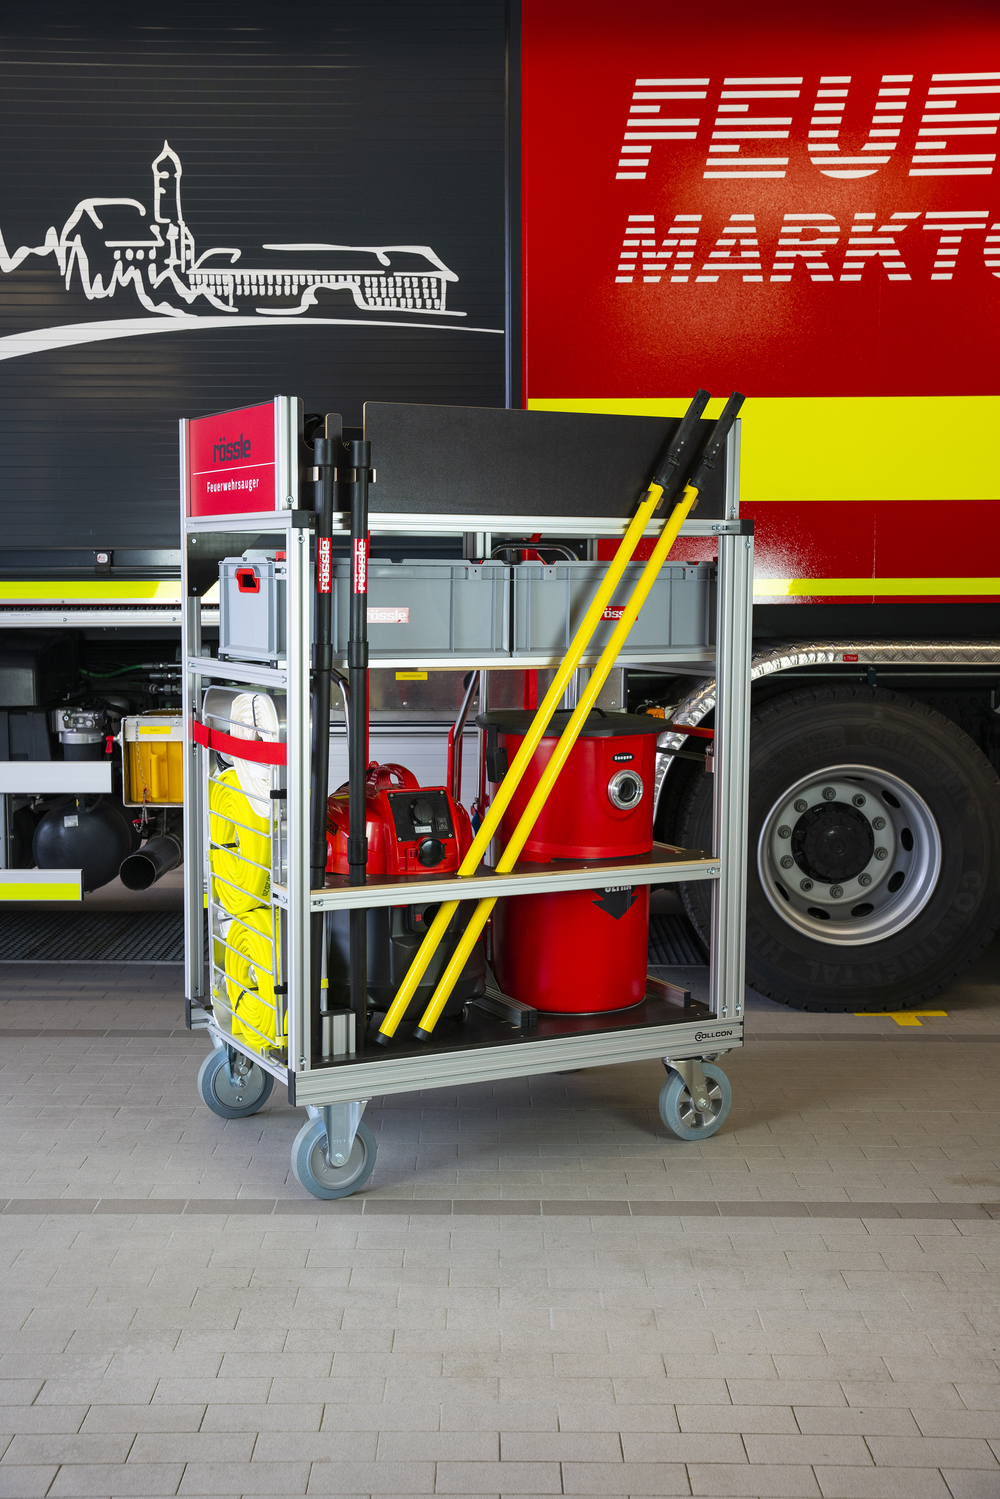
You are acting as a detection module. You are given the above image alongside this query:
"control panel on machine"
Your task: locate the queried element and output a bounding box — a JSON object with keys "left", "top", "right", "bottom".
{"left": 386, "top": 789, "right": 454, "bottom": 844}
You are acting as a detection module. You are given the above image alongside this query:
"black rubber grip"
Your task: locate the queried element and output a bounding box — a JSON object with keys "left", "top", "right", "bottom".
{"left": 649, "top": 388, "right": 711, "bottom": 496}
{"left": 687, "top": 392, "right": 745, "bottom": 494}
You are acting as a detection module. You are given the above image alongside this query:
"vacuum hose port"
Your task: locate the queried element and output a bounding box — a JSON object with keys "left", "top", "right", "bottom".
{"left": 119, "top": 832, "right": 183, "bottom": 891}
{"left": 608, "top": 770, "right": 644, "bottom": 810}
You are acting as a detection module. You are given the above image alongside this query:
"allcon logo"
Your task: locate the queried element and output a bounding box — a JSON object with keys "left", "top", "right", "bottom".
{"left": 617, "top": 70, "right": 1000, "bottom": 181}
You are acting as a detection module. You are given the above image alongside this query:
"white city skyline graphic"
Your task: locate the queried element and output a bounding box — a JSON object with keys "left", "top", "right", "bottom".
{"left": 0, "top": 142, "right": 499, "bottom": 362}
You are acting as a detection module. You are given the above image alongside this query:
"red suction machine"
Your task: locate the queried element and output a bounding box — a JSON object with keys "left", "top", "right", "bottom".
{"left": 325, "top": 762, "right": 487, "bottom": 1023}
{"left": 477, "top": 710, "right": 662, "bottom": 1014}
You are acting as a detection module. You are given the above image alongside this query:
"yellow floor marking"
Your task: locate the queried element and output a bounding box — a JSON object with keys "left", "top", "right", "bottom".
{"left": 854, "top": 1011, "right": 948, "bottom": 1027}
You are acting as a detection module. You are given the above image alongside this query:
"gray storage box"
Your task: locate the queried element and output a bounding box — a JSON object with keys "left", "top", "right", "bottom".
{"left": 512, "top": 560, "right": 715, "bottom": 660}
{"left": 332, "top": 560, "right": 510, "bottom": 660}
{"left": 219, "top": 553, "right": 287, "bottom": 664}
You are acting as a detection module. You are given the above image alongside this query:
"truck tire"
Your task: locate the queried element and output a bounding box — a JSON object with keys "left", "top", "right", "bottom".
{"left": 675, "top": 684, "right": 1000, "bottom": 1011}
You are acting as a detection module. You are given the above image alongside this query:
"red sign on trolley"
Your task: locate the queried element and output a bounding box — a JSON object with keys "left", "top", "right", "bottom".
{"left": 185, "top": 401, "right": 278, "bottom": 518}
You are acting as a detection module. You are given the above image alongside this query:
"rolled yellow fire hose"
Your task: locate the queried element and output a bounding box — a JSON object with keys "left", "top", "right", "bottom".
{"left": 376, "top": 389, "right": 719, "bottom": 1046}
{"left": 209, "top": 767, "right": 271, "bottom": 914}
{"left": 223, "top": 906, "right": 285, "bottom": 1054}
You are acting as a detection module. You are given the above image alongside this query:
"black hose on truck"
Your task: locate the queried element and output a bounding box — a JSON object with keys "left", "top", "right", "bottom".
{"left": 119, "top": 831, "right": 183, "bottom": 891}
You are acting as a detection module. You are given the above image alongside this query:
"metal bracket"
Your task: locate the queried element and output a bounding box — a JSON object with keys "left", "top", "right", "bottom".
{"left": 663, "top": 1056, "right": 711, "bottom": 1113}
{"left": 471, "top": 978, "right": 538, "bottom": 1031}
{"left": 225, "top": 1045, "right": 254, "bottom": 1086}
{"left": 307, "top": 1100, "right": 368, "bottom": 1168}
{"left": 646, "top": 975, "right": 693, "bottom": 1008}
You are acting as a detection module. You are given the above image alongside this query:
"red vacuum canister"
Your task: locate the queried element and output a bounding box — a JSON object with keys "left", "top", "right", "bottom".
{"left": 477, "top": 710, "right": 662, "bottom": 1014}
{"left": 325, "top": 762, "right": 486, "bottom": 1022}
{"left": 326, "top": 761, "right": 474, "bottom": 878}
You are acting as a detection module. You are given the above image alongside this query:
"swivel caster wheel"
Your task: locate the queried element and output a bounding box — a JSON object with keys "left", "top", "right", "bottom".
{"left": 197, "top": 1048, "right": 274, "bottom": 1119}
{"left": 659, "top": 1062, "right": 731, "bottom": 1140}
{"left": 291, "top": 1117, "right": 377, "bottom": 1200}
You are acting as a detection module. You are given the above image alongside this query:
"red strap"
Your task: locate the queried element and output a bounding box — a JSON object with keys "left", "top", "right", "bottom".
{"left": 192, "top": 719, "right": 286, "bottom": 765}
{"left": 666, "top": 722, "right": 714, "bottom": 739}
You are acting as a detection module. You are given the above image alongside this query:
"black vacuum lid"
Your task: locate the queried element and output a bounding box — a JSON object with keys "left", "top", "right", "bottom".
{"left": 475, "top": 709, "right": 663, "bottom": 739}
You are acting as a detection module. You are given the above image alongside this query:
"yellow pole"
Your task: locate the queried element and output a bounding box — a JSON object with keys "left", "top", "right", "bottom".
{"left": 411, "top": 481, "right": 701, "bottom": 1039}
{"left": 375, "top": 387, "right": 715, "bottom": 1045}
{"left": 374, "top": 485, "right": 664, "bottom": 1042}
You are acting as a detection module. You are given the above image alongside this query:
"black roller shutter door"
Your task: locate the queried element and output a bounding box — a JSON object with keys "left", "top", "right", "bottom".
{"left": 0, "top": 1, "right": 506, "bottom": 550}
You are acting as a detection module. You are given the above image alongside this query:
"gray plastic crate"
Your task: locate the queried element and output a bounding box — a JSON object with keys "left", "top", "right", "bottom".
{"left": 218, "top": 553, "right": 287, "bottom": 663}
{"left": 332, "top": 560, "right": 510, "bottom": 660}
{"left": 512, "top": 560, "right": 715, "bottom": 659}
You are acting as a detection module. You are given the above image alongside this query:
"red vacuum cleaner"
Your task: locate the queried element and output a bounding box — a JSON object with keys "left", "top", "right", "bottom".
{"left": 325, "top": 762, "right": 486, "bottom": 1022}
{"left": 478, "top": 710, "right": 662, "bottom": 1013}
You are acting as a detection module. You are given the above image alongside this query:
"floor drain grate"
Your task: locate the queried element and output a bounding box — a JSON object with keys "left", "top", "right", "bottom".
{"left": 0, "top": 911, "right": 185, "bottom": 963}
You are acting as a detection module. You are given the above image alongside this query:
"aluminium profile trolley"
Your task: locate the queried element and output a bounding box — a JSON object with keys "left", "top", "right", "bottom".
{"left": 181, "top": 404, "right": 753, "bottom": 1199}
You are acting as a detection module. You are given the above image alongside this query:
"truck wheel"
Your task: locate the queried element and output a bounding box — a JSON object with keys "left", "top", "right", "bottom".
{"left": 676, "top": 685, "right": 1000, "bottom": 1011}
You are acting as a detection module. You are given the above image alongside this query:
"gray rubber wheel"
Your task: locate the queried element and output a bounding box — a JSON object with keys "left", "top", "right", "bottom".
{"left": 659, "top": 1063, "right": 731, "bottom": 1140}
{"left": 291, "top": 1117, "right": 377, "bottom": 1200}
{"left": 197, "top": 1048, "right": 274, "bottom": 1119}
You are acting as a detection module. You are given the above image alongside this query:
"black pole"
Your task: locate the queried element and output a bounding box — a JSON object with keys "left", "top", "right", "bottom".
{"left": 309, "top": 438, "right": 335, "bottom": 1035}
{"left": 346, "top": 438, "right": 370, "bottom": 1050}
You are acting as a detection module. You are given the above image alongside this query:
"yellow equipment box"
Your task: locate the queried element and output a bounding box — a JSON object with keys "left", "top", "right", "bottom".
{"left": 122, "top": 714, "right": 184, "bottom": 807}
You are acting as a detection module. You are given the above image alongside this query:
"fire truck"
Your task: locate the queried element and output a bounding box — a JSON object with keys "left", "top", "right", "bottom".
{"left": 2, "top": 1, "right": 999, "bottom": 1013}
{"left": 517, "top": 0, "right": 1000, "bottom": 1011}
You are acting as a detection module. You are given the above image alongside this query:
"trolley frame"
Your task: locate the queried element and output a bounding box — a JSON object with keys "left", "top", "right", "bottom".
{"left": 182, "top": 411, "right": 752, "bottom": 1174}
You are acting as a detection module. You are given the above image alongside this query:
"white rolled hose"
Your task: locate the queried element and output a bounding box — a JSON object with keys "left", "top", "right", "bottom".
{"left": 229, "top": 692, "right": 282, "bottom": 816}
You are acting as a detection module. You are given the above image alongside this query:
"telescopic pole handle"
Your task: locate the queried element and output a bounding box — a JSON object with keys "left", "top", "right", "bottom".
{"left": 346, "top": 438, "right": 371, "bottom": 1051}
{"left": 644, "top": 388, "right": 711, "bottom": 509}
{"left": 687, "top": 392, "right": 745, "bottom": 495}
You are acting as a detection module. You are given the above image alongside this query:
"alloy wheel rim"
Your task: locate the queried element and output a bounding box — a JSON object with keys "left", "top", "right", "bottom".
{"left": 757, "top": 763, "right": 942, "bottom": 946}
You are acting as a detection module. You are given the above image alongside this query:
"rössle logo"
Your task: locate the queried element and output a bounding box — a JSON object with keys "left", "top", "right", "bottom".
{"left": 317, "top": 536, "right": 332, "bottom": 595}
{"left": 213, "top": 434, "right": 251, "bottom": 463}
{"left": 353, "top": 537, "right": 368, "bottom": 594}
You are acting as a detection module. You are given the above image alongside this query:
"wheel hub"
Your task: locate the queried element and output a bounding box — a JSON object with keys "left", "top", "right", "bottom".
{"left": 791, "top": 802, "right": 873, "bottom": 883}
{"left": 758, "top": 764, "right": 941, "bottom": 946}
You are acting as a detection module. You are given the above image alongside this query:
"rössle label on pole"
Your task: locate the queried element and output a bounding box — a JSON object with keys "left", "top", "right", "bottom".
{"left": 353, "top": 536, "right": 368, "bottom": 594}
{"left": 317, "top": 536, "right": 332, "bottom": 594}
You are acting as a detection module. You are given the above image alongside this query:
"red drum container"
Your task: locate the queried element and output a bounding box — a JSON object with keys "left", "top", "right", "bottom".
{"left": 478, "top": 710, "right": 661, "bottom": 1013}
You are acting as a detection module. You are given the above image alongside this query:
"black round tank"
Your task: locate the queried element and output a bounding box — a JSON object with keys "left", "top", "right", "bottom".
{"left": 33, "top": 798, "right": 140, "bottom": 892}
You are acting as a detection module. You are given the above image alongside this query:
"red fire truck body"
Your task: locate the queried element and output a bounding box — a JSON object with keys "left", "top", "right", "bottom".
{"left": 519, "top": 0, "right": 1000, "bottom": 1010}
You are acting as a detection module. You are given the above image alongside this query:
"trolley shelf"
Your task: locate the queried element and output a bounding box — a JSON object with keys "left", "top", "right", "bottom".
{"left": 186, "top": 656, "right": 290, "bottom": 687}
{"left": 261, "top": 991, "right": 742, "bottom": 1107}
{"left": 283, "top": 843, "right": 720, "bottom": 913}
{"left": 190, "top": 650, "right": 716, "bottom": 677}
{"left": 183, "top": 508, "right": 749, "bottom": 540}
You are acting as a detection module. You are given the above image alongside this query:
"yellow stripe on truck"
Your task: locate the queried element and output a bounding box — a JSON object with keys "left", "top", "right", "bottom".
{"left": 0, "top": 873, "right": 82, "bottom": 901}
{"left": 0, "top": 581, "right": 183, "bottom": 602}
{"left": 528, "top": 395, "right": 1000, "bottom": 505}
{"left": 756, "top": 577, "right": 1000, "bottom": 597}
{"left": 0, "top": 883, "right": 79, "bottom": 901}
